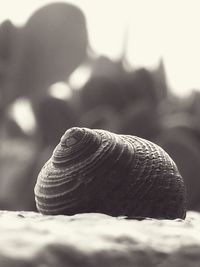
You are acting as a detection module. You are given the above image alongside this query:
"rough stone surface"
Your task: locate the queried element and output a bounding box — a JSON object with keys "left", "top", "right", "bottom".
{"left": 0, "top": 211, "right": 200, "bottom": 266}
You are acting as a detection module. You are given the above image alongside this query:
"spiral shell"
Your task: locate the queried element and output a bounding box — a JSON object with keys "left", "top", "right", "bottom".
{"left": 34, "top": 127, "right": 187, "bottom": 219}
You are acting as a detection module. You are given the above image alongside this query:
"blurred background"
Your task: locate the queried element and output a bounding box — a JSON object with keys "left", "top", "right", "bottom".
{"left": 0, "top": 0, "right": 200, "bottom": 212}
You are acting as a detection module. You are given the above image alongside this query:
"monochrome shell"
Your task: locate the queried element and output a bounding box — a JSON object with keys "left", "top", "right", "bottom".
{"left": 34, "top": 127, "right": 187, "bottom": 219}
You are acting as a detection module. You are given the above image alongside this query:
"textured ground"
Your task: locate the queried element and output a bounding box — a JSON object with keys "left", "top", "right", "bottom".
{"left": 0, "top": 211, "right": 200, "bottom": 267}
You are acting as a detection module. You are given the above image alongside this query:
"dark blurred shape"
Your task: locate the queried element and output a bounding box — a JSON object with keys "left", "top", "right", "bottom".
{"left": 0, "top": 20, "right": 18, "bottom": 108}
{"left": 3, "top": 116, "right": 28, "bottom": 139}
{"left": 124, "top": 68, "right": 159, "bottom": 106}
{"left": 181, "top": 90, "right": 200, "bottom": 118}
{"left": 80, "top": 76, "right": 128, "bottom": 113}
{"left": 34, "top": 95, "right": 78, "bottom": 147}
{"left": 0, "top": 20, "right": 16, "bottom": 62}
{"left": 90, "top": 55, "right": 125, "bottom": 78}
{"left": 13, "top": 2, "right": 88, "bottom": 102}
{"left": 79, "top": 106, "right": 120, "bottom": 133}
{"left": 119, "top": 101, "right": 161, "bottom": 140}
{"left": 0, "top": 137, "right": 38, "bottom": 211}
{"left": 114, "top": 66, "right": 163, "bottom": 140}
{"left": 161, "top": 113, "right": 200, "bottom": 140}
{"left": 78, "top": 57, "right": 166, "bottom": 139}
{"left": 151, "top": 59, "right": 168, "bottom": 101}
{"left": 157, "top": 114, "right": 200, "bottom": 211}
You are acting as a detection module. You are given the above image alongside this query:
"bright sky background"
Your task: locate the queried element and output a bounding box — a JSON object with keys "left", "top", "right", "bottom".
{"left": 0, "top": 0, "right": 200, "bottom": 96}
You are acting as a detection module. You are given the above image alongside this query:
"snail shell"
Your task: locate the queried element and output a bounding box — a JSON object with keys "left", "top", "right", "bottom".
{"left": 34, "top": 127, "right": 187, "bottom": 219}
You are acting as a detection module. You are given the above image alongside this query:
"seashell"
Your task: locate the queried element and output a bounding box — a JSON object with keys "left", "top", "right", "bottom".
{"left": 34, "top": 127, "right": 187, "bottom": 219}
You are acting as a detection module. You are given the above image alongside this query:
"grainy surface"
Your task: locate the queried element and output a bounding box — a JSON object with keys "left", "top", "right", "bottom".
{"left": 0, "top": 211, "right": 199, "bottom": 266}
